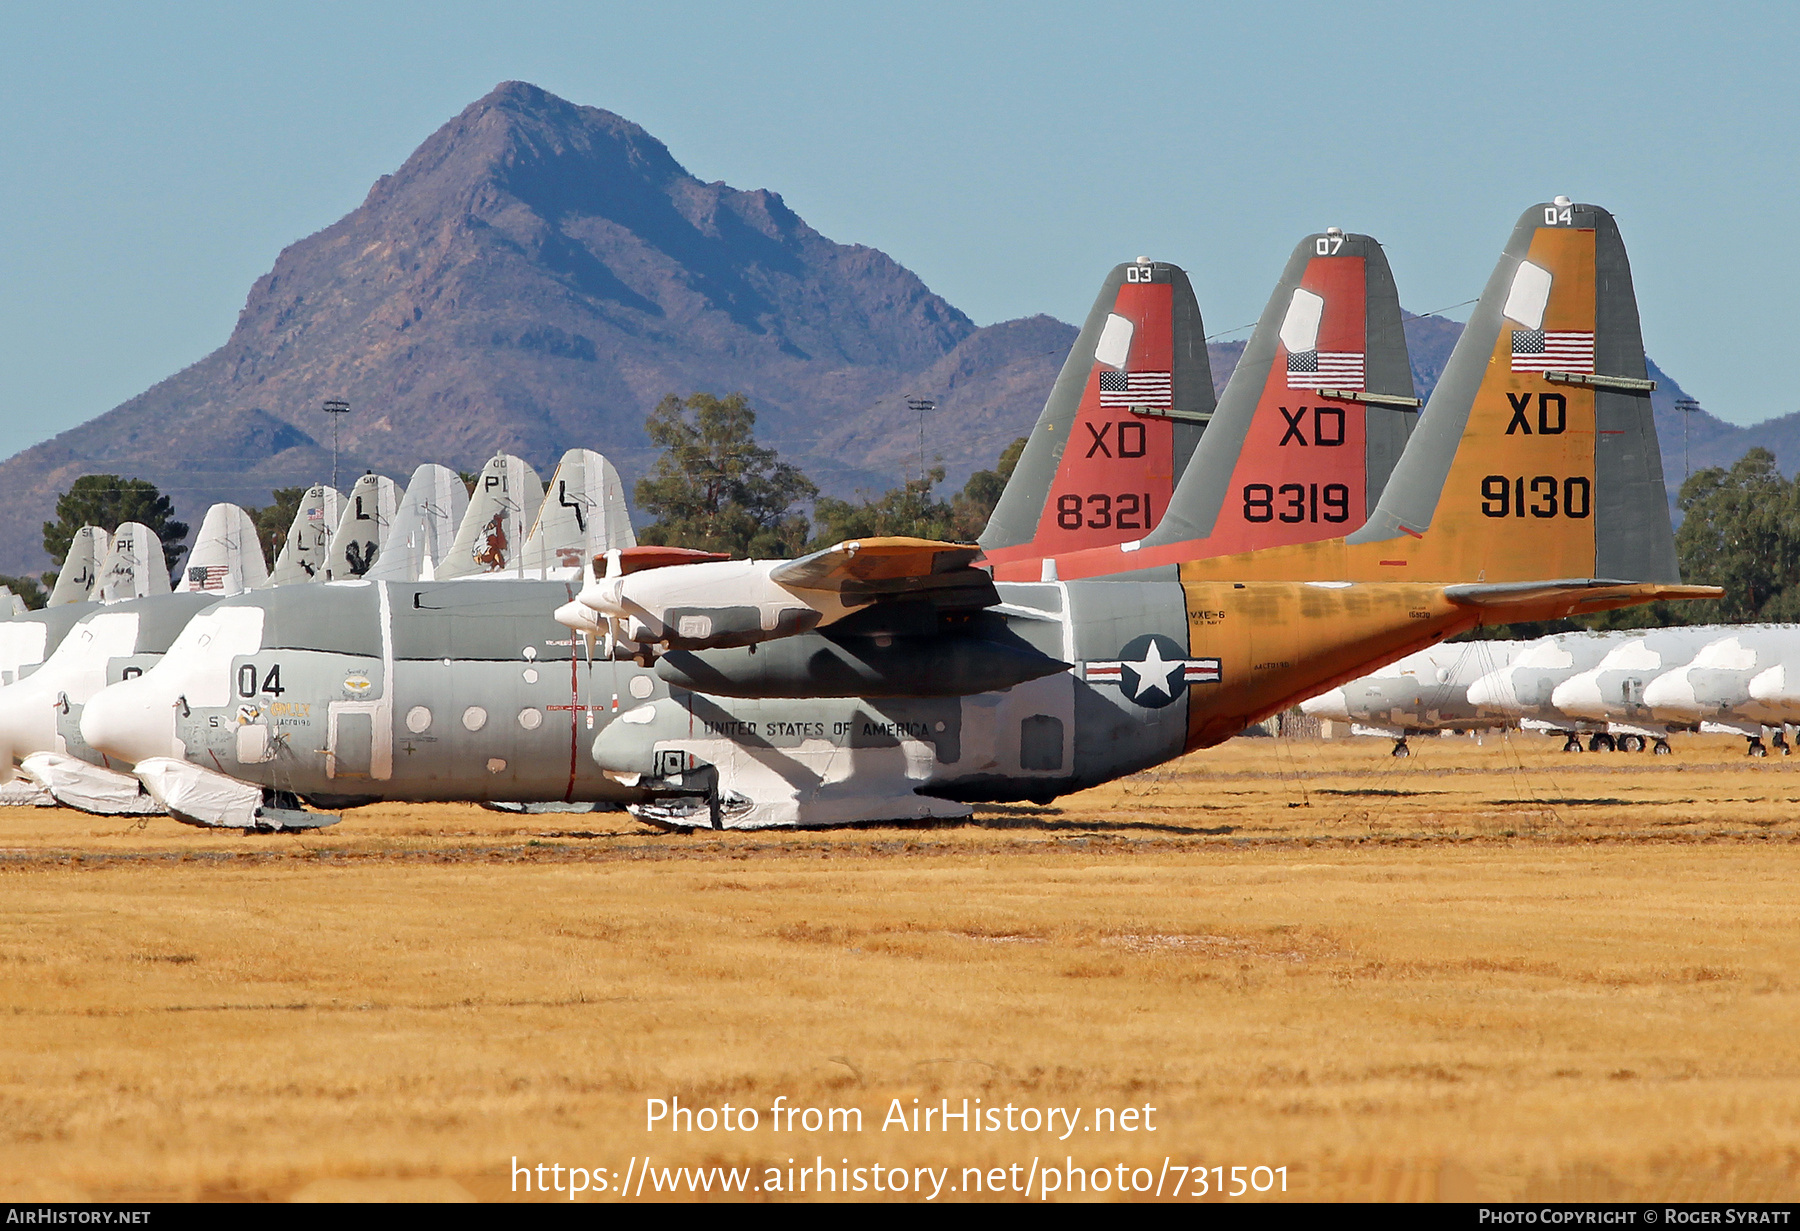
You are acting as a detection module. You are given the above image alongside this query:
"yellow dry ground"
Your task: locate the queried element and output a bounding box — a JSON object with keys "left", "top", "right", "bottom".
{"left": 3, "top": 732, "right": 1799, "bottom": 1203}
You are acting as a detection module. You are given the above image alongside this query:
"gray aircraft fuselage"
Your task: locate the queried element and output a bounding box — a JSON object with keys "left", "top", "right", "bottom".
{"left": 84, "top": 577, "right": 1198, "bottom": 821}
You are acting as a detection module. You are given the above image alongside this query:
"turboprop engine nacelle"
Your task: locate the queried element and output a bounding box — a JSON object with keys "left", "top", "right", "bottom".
{"left": 573, "top": 559, "right": 833, "bottom": 651}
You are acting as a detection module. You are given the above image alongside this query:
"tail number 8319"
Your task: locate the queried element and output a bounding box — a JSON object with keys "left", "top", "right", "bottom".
{"left": 1480, "top": 475, "right": 1592, "bottom": 519}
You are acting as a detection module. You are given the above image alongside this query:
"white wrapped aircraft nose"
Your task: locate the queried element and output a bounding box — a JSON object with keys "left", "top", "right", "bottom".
{"left": 1299, "top": 688, "right": 1350, "bottom": 722}
{"left": 1641, "top": 668, "right": 1700, "bottom": 717}
{"left": 80, "top": 676, "right": 180, "bottom": 765}
{"left": 1550, "top": 670, "right": 1607, "bottom": 720}
{"left": 82, "top": 604, "right": 266, "bottom": 767}
{"left": 1749, "top": 663, "right": 1789, "bottom": 704}
{"left": 1464, "top": 669, "right": 1518, "bottom": 714}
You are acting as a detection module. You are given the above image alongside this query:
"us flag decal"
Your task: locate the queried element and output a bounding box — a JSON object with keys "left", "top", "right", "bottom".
{"left": 1098, "top": 370, "right": 1174, "bottom": 408}
{"left": 1511, "top": 329, "right": 1594, "bottom": 373}
{"left": 1287, "top": 350, "right": 1365, "bottom": 390}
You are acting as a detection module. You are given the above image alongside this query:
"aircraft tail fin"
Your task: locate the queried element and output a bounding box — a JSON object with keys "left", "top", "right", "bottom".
{"left": 1146, "top": 230, "right": 1417, "bottom": 550}
{"left": 366, "top": 464, "right": 471, "bottom": 581}
{"left": 436, "top": 453, "right": 547, "bottom": 578}
{"left": 48, "top": 526, "right": 111, "bottom": 607}
{"left": 1170, "top": 201, "right": 1679, "bottom": 587}
{"left": 521, "top": 448, "right": 637, "bottom": 573}
{"left": 97, "top": 523, "right": 170, "bottom": 602}
{"left": 980, "top": 259, "right": 1212, "bottom": 574}
{"left": 326, "top": 473, "right": 401, "bottom": 580}
{"left": 174, "top": 505, "right": 268, "bottom": 596}
{"left": 1342, "top": 199, "right": 1677, "bottom": 582}
{"left": 268, "top": 485, "right": 345, "bottom": 586}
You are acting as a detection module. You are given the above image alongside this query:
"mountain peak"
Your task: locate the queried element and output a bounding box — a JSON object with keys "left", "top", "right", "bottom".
{"left": 0, "top": 83, "right": 1017, "bottom": 573}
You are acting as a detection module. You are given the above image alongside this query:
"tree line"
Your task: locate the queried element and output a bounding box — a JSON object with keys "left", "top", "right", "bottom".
{"left": 631, "top": 392, "right": 1022, "bottom": 556}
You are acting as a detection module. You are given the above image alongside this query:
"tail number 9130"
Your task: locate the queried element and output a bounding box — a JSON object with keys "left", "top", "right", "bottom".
{"left": 1480, "top": 475, "right": 1591, "bottom": 519}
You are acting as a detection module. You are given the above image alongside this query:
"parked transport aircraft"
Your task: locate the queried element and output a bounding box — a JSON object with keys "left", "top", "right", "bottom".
{"left": 74, "top": 204, "right": 1716, "bottom": 829}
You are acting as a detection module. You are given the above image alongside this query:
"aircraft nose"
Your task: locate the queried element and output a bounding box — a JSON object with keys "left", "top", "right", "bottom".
{"left": 1550, "top": 670, "right": 1606, "bottom": 720}
{"left": 1641, "top": 669, "right": 1699, "bottom": 717}
{"left": 1465, "top": 669, "right": 1517, "bottom": 714}
{"left": 1299, "top": 688, "right": 1351, "bottom": 722}
{"left": 1749, "top": 663, "right": 1789, "bottom": 704}
{"left": 80, "top": 678, "right": 179, "bottom": 766}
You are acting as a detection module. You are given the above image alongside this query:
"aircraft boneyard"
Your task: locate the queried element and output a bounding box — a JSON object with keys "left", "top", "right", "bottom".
{"left": 0, "top": 503, "right": 275, "bottom": 811}
{"left": 72, "top": 204, "right": 1716, "bottom": 831}
{"left": 1639, "top": 626, "right": 1800, "bottom": 754}
{"left": 1299, "top": 640, "right": 1526, "bottom": 755}
{"left": 74, "top": 449, "right": 637, "bottom": 827}
{"left": 1548, "top": 627, "right": 1769, "bottom": 752}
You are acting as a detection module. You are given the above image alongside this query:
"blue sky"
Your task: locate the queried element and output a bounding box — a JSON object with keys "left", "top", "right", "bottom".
{"left": 2, "top": 1, "right": 1794, "bottom": 460}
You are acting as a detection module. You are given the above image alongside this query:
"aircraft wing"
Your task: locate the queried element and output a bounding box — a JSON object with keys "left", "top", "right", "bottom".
{"left": 770, "top": 537, "right": 995, "bottom": 609}
{"left": 772, "top": 537, "right": 982, "bottom": 588}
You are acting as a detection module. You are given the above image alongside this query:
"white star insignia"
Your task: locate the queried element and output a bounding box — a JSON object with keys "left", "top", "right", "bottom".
{"left": 1127, "top": 640, "right": 1184, "bottom": 700}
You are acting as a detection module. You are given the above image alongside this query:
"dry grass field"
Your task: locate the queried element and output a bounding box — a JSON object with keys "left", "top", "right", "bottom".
{"left": 2, "top": 731, "right": 1799, "bottom": 1203}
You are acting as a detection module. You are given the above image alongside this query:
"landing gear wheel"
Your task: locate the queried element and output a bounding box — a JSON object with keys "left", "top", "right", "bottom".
{"left": 1653, "top": 738, "right": 1672, "bottom": 755}
{"left": 1619, "top": 734, "right": 1646, "bottom": 753}
{"left": 1391, "top": 739, "right": 1411, "bottom": 758}
{"left": 1775, "top": 731, "right": 1791, "bottom": 756}
{"left": 1749, "top": 738, "right": 1768, "bottom": 758}
{"left": 1589, "top": 733, "right": 1616, "bottom": 753}
{"left": 1562, "top": 736, "right": 1583, "bottom": 753}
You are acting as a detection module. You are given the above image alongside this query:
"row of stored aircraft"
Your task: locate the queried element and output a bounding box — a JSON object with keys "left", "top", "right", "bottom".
{"left": 0, "top": 199, "right": 1719, "bottom": 829}
{"left": 1304, "top": 624, "right": 1800, "bottom": 757}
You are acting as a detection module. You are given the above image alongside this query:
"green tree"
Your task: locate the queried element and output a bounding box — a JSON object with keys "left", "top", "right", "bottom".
{"left": 42, "top": 475, "right": 188, "bottom": 575}
{"left": 243, "top": 486, "right": 308, "bottom": 569}
{"left": 811, "top": 467, "right": 958, "bottom": 548}
{"left": 635, "top": 393, "right": 818, "bottom": 557}
{"left": 0, "top": 574, "right": 47, "bottom": 610}
{"left": 808, "top": 436, "right": 1029, "bottom": 548}
{"left": 1664, "top": 447, "right": 1800, "bottom": 624}
{"left": 949, "top": 435, "right": 1027, "bottom": 540}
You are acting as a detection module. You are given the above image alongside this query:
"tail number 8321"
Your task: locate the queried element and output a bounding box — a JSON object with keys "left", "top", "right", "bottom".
{"left": 1480, "top": 475, "right": 1592, "bottom": 519}
{"left": 1057, "top": 493, "right": 1152, "bottom": 530}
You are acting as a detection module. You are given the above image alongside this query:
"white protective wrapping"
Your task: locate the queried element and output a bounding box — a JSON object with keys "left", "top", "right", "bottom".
{"left": 20, "top": 752, "right": 161, "bottom": 815}
{"left": 0, "top": 775, "right": 54, "bottom": 807}
{"left": 134, "top": 758, "right": 263, "bottom": 828}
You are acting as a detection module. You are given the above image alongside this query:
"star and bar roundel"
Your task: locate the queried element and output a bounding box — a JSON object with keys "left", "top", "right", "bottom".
{"left": 1082, "top": 633, "right": 1221, "bottom": 709}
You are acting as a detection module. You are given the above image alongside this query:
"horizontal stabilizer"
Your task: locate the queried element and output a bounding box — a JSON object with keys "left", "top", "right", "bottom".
{"left": 1445, "top": 579, "right": 1721, "bottom": 622}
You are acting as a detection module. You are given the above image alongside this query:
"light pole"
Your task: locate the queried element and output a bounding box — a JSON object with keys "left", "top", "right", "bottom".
{"left": 1675, "top": 397, "right": 1700, "bottom": 479}
{"left": 906, "top": 396, "right": 936, "bottom": 488}
{"left": 322, "top": 399, "right": 349, "bottom": 491}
